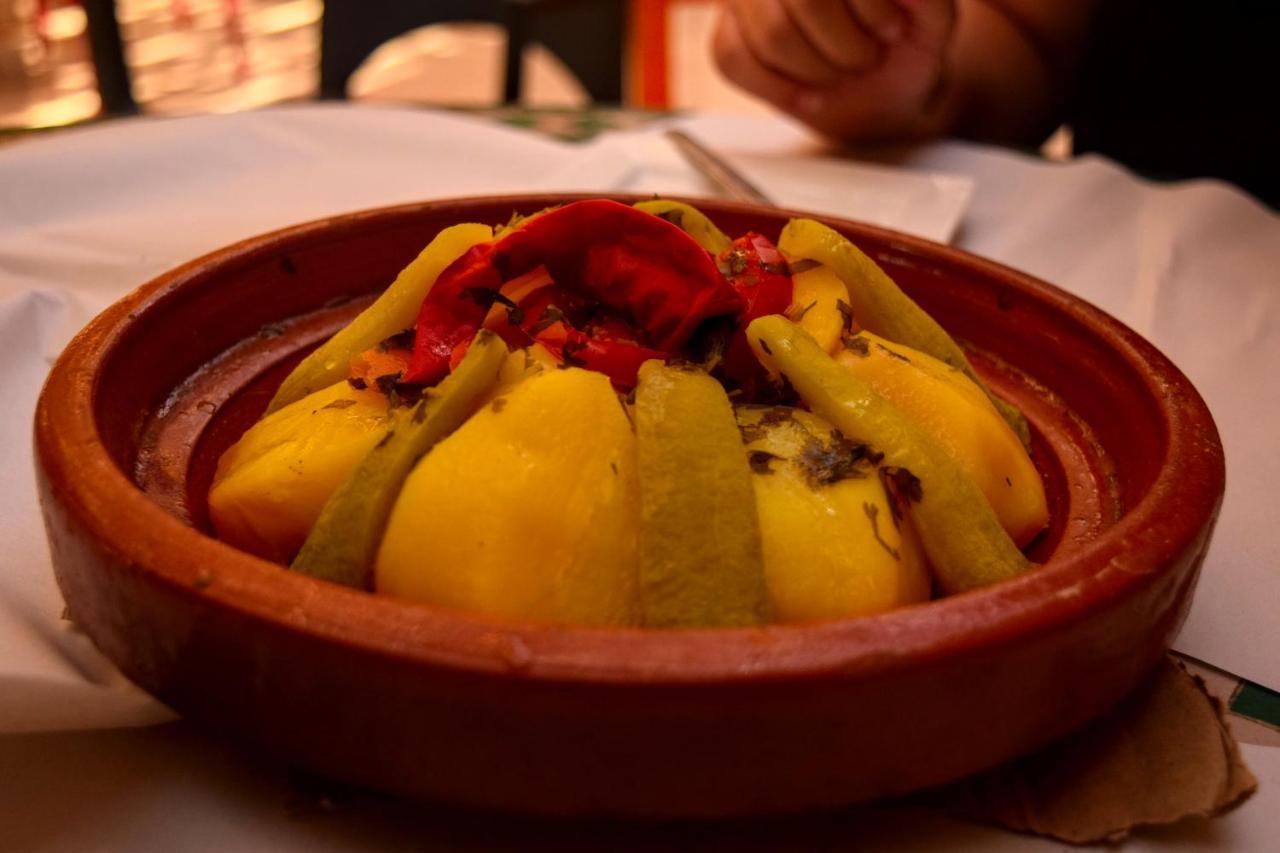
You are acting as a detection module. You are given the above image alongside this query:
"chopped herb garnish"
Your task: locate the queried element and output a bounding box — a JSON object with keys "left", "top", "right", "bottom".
{"left": 374, "top": 373, "right": 403, "bottom": 396}
{"left": 796, "top": 429, "right": 877, "bottom": 487}
{"left": 762, "top": 261, "right": 790, "bottom": 276}
{"left": 610, "top": 461, "right": 619, "bottom": 476}
{"left": 193, "top": 570, "right": 214, "bottom": 589}
{"left": 528, "top": 305, "right": 565, "bottom": 337}
{"left": 863, "top": 502, "right": 900, "bottom": 561}
{"left": 377, "top": 328, "right": 416, "bottom": 352}
{"left": 656, "top": 210, "right": 684, "bottom": 229}
{"left": 506, "top": 305, "right": 526, "bottom": 325}
{"left": 759, "top": 406, "right": 794, "bottom": 427}
{"left": 748, "top": 450, "right": 782, "bottom": 475}
{"left": 836, "top": 299, "right": 855, "bottom": 329}
{"left": 411, "top": 400, "right": 429, "bottom": 424}
{"left": 726, "top": 248, "right": 750, "bottom": 276}
{"left": 790, "top": 300, "right": 818, "bottom": 321}
{"left": 876, "top": 343, "right": 911, "bottom": 363}
{"left": 490, "top": 397, "right": 507, "bottom": 414}
{"left": 663, "top": 357, "right": 703, "bottom": 372}
{"left": 1005, "top": 476, "right": 1013, "bottom": 487}
{"left": 843, "top": 334, "right": 871, "bottom": 357}
{"left": 789, "top": 259, "right": 820, "bottom": 274}
{"left": 320, "top": 399, "right": 358, "bottom": 411}
{"left": 758, "top": 338, "right": 772, "bottom": 356}
{"left": 879, "top": 466, "right": 923, "bottom": 524}
{"left": 258, "top": 321, "right": 286, "bottom": 339}
{"left": 375, "top": 429, "right": 396, "bottom": 449}
{"left": 616, "top": 392, "right": 635, "bottom": 431}
{"left": 347, "top": 376, "right": 368, "bottom": 391}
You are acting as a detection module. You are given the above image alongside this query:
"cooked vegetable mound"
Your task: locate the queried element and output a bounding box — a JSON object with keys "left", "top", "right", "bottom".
{"left": 209, "top": 199, "right": 1048, "bottom": 626}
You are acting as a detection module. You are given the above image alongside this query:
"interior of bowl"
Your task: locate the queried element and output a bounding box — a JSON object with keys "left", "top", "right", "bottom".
{"left": 77, "top": 194, "right": 1215, "bottom": 681}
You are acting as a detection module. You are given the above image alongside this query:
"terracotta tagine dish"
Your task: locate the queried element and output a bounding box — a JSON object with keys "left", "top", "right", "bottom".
{"left": 33, "top": 194, "right": 1224, "bottom": 818}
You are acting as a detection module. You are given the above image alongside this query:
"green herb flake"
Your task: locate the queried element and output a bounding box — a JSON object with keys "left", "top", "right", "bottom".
{"left": 377, "top": 328, "right": 416, "bottom": 352}
{"left": 879, "top": 466, "right": 923, "bottom": 525}
{"left": 528, "top": 305, "right": 565, "bottom": 337}
{"left": 747, "top": 450, "right": 782, "bottom": 475}
{"left": 863, "top": 502, "right": 900, "bottom": 561}
{"left": 876, "top": 343, "right": 912, "bottom": 363}
{"left": 836, "top": 299, "right": 855, "bottom": 329}
{"left": 796, "top": 430, "right": 877, "bottom": 488}
{"left": 656, "top": 210, "right": 684, "bottom": 229}
{"left": 843, "top": 334, "right": 871, "bottom": 357}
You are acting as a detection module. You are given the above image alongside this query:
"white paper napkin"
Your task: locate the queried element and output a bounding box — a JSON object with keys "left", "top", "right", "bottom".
{"left": 556, "top": 114, "right": 973, "bottom": 242}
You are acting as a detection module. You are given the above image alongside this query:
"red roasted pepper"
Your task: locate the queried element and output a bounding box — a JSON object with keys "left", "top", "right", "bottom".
{"left": 718, "top": 233, "right": 794, "bottom": 390}
{"left": 404, "top": 200, "right": 741, "bottom": 387}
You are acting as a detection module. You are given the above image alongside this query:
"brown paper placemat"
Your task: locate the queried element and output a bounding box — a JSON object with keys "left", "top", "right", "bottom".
{"left": 933, "top": 658, "right": 1257, "bottom": 844}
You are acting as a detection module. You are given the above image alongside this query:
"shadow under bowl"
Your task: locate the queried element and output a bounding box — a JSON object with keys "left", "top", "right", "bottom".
{"left": 34, "top": 194, "right": 1224, "bottom": 818}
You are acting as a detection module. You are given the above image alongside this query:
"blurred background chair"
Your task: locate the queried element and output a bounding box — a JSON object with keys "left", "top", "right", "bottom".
{"left": 0, "top": 0, "right": 757, "bottom": 130}
{"left": 320, "top": 0, "right": 623, "bottom": 104}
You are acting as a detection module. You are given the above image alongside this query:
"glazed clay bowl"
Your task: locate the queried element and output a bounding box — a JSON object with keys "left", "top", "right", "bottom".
{"left": 34, "top": 194, "right": 1224, "bottom": 818}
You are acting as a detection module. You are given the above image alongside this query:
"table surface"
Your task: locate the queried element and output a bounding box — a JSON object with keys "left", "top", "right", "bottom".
{"left": 1, "top": 103, "right": 1276, "bottom": 849}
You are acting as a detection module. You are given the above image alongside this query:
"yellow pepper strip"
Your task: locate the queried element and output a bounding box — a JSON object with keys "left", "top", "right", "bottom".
{"left": 634, "top": 199, "right": 733, "bottom": 255}
{"left": 747, "top": 316, "right": 1030, "bottom": 595}
{"left": 777, "top": 219, "right": 1031, "bottom": 447}
{"left": 787, "top": 262, "right": 849, "bottom": 353}
{"left": 267, "top": 222, "right": 494, "bottom": 414}
{"left": 290, "top": 331, "right": 507, "bottom": 589}
{"left": 634, "top": 361, "right": 770, "bottom": 627}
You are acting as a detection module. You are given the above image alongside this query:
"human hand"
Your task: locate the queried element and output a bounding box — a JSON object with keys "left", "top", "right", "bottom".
{"left": 712, "top": 0, "right": 957, "bottom": 143}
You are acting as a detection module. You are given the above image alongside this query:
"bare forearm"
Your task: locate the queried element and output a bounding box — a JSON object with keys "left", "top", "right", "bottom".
{"left": 712, "top": 0, "right": 1098, "bottom": 148}
{"left": 942, "top": 0, "right": 1096, "bottom": 145}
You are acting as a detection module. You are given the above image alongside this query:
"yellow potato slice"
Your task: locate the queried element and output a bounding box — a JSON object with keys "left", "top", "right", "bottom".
{"left": 208, "top": 380, "right": 391, "bottom": 563}
{"left": 376, "top": 367, "right": 640, "bottom": 626}
{"left": 738, "top": 406, "right": 931, "bottom": 621}
{"left": 748, "top": 316, "right": 1030, "bottom": 595}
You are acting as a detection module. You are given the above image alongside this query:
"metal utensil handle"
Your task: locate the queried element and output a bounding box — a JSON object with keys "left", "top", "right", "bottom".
{"left": 665, "top": 129, "right": 776, "bottom": 206}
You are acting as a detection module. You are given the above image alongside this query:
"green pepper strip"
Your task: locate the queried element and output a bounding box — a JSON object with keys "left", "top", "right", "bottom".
{"left": 267, "top": 222, "right": 494, "bottom": 414}
{"left": 289, "top": 331, "right": 507, "bottom": 589}
{"left": 634, "top": 360, "right": 770, "bottom": 627}
{"left": 748, "top": 316, "right": 1029, "bottom": 595}
{"left": 778, "top": 219, "right": 1032, "bottom": 448}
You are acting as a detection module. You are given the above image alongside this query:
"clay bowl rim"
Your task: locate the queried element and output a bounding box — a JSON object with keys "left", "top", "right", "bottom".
{"left": 35, "top": 193, "right": 1224, "bottom": 687}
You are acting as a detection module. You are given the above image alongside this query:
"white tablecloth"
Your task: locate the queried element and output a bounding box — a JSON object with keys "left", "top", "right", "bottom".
{"left": 1, "top": 104, "right": 1276, "bottom": 848}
